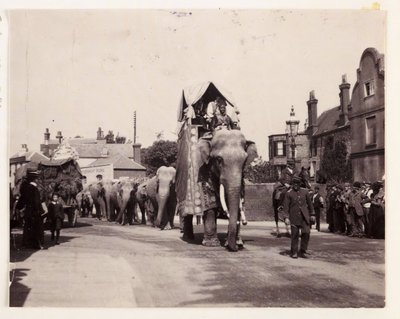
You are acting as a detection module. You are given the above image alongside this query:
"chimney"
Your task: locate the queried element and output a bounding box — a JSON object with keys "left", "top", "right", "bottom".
{"left": 56, "top": 131, "right": 63, "bottom": 144}
{"left": 133, "top": 143, "right": 142, "bottom": 164}
{"left": 97, "top": 127, "right": 104, "bottom": 140}
{"left": 21, "top": 144, "right": 28, "bottom": 152}
{"left": 42, "top": 128, "right": 50, "bottom": 157}
{"left": 307, "top": 90, "right": 318, "bottom": 135}
{"left": 339, "top": 74, "right": 350, "bottom": 126}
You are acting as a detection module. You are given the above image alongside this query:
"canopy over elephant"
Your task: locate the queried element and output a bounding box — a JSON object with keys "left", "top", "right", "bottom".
{"left": 176, "top": 82, "right": 257, "bottom": 252}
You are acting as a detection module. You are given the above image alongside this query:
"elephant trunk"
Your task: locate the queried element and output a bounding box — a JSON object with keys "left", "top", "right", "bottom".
{"left": 224, "top": 185, "right": 241, "bottom": 251}
{"left": 155, "top": 195, "right": 168, "bottom": 228}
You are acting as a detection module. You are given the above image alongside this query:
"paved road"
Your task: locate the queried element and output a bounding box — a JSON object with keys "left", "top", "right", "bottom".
{"left": 9, "top": 217, "right": 385, "bottom": 307}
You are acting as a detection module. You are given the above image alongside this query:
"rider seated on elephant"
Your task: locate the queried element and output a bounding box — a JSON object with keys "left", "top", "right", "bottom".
{"left": 210, "top": 104, "right": 235, "bottom": 132}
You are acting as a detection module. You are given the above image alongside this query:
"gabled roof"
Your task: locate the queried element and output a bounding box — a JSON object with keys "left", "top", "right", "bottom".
{"left": 87, "top": 154, "right": 146, "bottom": 170}
{"left": 10, "top": 150, "right": 49, "bottom": 162}
{"left": 72, "top": 143, "right": 135, "bottom": 159}
{"left": 313, "top": 106, "right": 349, "bottom": 136}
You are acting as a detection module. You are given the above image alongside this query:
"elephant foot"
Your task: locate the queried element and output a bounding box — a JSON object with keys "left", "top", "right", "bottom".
{"left": 161, "top": 224, "right": 172, "bottom": 230}
{"left": 182, "top": 233, "right": 195, "bottom": 241}
{"left": 224, "top": 240, "right": 239, "bottom": 252}
{"left": 141, "top": 220, "right": 146, "bottom": 225}
{"left": 202, "top": 238, "right": 221, "bottom": 247}
{"left": 223, "top": 239, "right": 241, "bottom": 251}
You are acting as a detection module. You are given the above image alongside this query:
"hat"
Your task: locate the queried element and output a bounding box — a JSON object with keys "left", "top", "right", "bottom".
{"left": 96, "top": 174, "right": 103, "bottom": 179}
{"left": 292, "top": 176, "right": 302, "bottom": 184}
{"left": 353, "top": 181, "right": 361, "bottom": 189}
{"left": 27, "top": 169, "right": 41, "bottom": 176}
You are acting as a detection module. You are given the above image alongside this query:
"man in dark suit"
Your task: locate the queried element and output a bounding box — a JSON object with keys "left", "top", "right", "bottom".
{"left": 312, "top": 185, "right": 324, "bottom": 231}
{"left": 282, "top": 175, "right": 315, "bottom": 259}
{"left": 16, "top": 169, "right": 45, "bottom": 249}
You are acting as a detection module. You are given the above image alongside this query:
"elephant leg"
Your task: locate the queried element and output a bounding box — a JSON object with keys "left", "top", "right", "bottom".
{"left": 139, "top": 203, "right": 147, "bottom": 225}
{"left": 148, "top": 199, "right": 157, "bottom": 227}
{"left": 115, "top": 208, "right": 124, "bottom": 224}
{"left": 236, "top": 224, "right": 244, "bottom": 248}
{"left": 161, "top": 197, "right": 176, "bottom": 230}
{"left": 182, "top": 214, "right": 194, "bottom": 240}
{"left": 202, "top": 209, "right": 220, "bottom": 247}
{"left": 138, "top": 201, "right": 147, "bottom": 224}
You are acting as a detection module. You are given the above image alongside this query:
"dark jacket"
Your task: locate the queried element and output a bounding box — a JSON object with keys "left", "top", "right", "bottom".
{"left": 279, "top": 167, "right": 295, "bottom": 186}
{"left": 283, "top": 187, "right": 314, "bottom": 225}
{"left": 48, "top": 201, "right": 65, "bottom": 220}
{"left": 313, "top": 193, "right": 324, "bottom": 210}
{"left": 16, "top": 182, "right": 44, "bottom": 219}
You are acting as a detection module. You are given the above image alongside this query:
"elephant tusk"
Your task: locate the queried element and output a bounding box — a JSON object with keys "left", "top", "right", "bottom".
{"left": 219, "top": 184, "right": 229, "bottom": 217}
{"left": 239, "top": 198, "right": 247, "bottom": 225}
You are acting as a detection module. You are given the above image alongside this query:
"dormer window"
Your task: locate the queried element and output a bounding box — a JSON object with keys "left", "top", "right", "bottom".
{"left": 364, "top": 80, "right": 375, "bottom": 97}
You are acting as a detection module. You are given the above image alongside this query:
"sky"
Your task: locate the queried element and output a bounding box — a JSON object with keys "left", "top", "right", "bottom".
{"left": 8, "top": 9, "right": 386, "bottom": 159}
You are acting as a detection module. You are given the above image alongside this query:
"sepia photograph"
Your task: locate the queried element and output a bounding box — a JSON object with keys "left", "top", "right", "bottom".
{"left": 1, "top": 2, "right": 398, "bottom": 317}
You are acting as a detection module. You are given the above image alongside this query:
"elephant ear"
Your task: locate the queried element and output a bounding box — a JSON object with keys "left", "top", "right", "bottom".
{"left": 198, "top": 139, "right": 211, "bottom": 165}
{"left": 244, "top": 141, "right": 258, "bottom": 169}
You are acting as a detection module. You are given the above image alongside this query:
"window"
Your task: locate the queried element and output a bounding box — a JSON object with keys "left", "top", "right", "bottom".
{"left": 274, "top": 141, "right": 286, "bottom": 156}
{"left": 364, "top": 80, "right": 375, "bottom": 97}
{"left": 366, "top": 116, "right": 377, "bottom": 145}
{"left": 313, "top": 140, "right": 318, "bottom": 156}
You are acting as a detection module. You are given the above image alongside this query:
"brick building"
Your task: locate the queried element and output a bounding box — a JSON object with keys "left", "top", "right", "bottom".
{"left": 268, "top": 106, "right": 310, "bottom": 177}
{"left": 348, "top": 48, "right": 385, "bottom": 182}
{"left": 268, "top": 47, "right": 385, "bottom": 183}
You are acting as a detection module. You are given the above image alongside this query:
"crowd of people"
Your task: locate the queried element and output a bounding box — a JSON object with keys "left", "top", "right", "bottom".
{"left": 275, "top": 160, "right": 385, "bottom": 239}
{"left": 325, "top": 180, "right": 385, "bottom": 239}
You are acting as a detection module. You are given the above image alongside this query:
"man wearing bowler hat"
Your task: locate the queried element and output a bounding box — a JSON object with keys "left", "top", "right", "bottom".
{"left": 282, "top": 175, "right": 315, "bottom": 259}
{"left": 16, "top": 169, "right": 45, "bottom": 249}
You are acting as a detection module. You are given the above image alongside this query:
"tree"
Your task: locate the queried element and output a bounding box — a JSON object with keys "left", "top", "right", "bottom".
{"left": 244, "top": 158, "right": 278, "bottom": 183}
{"left": 320, "top": 137, "right": 352, "bottom": 183}
{"left": 141, "top": 140, "right": 178, "bottom": 176}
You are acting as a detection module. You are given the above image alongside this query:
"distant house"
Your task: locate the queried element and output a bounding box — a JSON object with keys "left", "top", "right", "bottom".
{"left": 40, "top": 127, "right": 142, "bottom": 168}
{"left": 85, "top": 153, "right": 146, "bottom": 180}
{"left": 268, "top": 107, "right": 310, "bottom": 177}
{"left": 9, "top": 144, "right": 49, "bottom": 187}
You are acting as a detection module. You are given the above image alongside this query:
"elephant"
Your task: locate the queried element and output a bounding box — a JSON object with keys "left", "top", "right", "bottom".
{"left": 114, "top": 180, "right": 138, "bottom": 225}
{"left": 180, "top": 129, "right": 257, "bottom": 252}
{"left": 136, "top": 182, "right": 151, "bottom": 225}
{"left": 76, "top": 189, "right": 93, "bottom": 217}
{"left": 88, "top": 182, "right": 107, "bottom": 220}
{"left": 136, "top": 166, "right": 177, "bottom": 230}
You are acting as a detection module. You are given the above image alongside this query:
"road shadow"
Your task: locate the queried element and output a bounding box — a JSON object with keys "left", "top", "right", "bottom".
{"left": 10, "top": 231, "right": 78, "bottom": 263}
{"left": 9, "top": 268, "right": 31, "bottom": 307}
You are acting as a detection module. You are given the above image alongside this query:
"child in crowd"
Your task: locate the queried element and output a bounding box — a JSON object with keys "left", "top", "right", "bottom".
{"left": 48, "top": 193, "right": 64, "bottom": 245}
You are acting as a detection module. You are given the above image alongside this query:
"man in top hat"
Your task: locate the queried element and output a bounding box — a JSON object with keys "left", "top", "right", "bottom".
{"left": 16, "top": 169, "right": 45, "bottom": 249}
{"left": 282, "top": 175, "right": 315, "bottom": 258}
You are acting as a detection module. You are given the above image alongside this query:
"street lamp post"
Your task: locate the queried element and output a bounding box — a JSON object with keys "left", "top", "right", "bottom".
{"left": 286, "top": 105, "right": 300, "bottom": 165}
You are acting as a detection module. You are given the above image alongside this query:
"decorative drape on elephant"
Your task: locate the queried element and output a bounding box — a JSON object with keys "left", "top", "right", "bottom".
{"left": 176, "top": 121, "right": 219, "bottom": 217}
{"left": 175, "top": 81, "right": 236, "bottom": 217}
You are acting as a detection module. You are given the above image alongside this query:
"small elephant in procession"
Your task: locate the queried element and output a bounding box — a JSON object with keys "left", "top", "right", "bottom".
{"left": 88, "top": 182, "right": 107, "bottom": 220}
{"left": 178, "top": 129, "right": 257, "bottom": 252}
{"left": 136, "top": 166, "right": 177, "bottom": 230}
{"left": 76, "top": 189, "right": 93, "bottom": 217}
{"left": 114, "top": 180, "right": 139, "bottom": 225}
